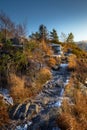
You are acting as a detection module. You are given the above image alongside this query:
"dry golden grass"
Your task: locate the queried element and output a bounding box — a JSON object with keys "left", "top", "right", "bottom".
{"left": 9, "top": 68, "right": 52, "bottom": 103}
{"left": 68, "top": 54, "right": 77, "bottom": 71}
{"left": 40, "top": 41, "right": 52, "bottom": 55}
{"left": 37, "top": 67, "right": 52, "bottom": 84}
{"left": 57, "top": 87, "right": 87, "bottom": 130}
{"left": 74, "top": 59, "right": 87, "bottom": 83}
{"left": 47, "top": 57, "right": 57, "bottom": 67}
{"left": 64, "top": 78, "right": 74, "bottom": 98}
{"left": 10, "top": 74, "right": 34, "bottom": 103}
{"left": 40, "top": 67, "right": 51, "bottom": 74}
{"left": 0, "top": 97, "right": 10, "bottom": 129}
{"left": 57, "top": 112, "right": 83, "bottom": 130}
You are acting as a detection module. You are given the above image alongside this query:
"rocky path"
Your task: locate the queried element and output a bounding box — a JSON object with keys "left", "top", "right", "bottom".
{"left": 9, "top": 59, "right": 70, "bottom": 130}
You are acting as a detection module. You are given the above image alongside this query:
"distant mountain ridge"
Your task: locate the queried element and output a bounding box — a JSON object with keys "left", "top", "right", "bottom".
{"left": 76, "top": 40, "right": 87, "bottom": 51}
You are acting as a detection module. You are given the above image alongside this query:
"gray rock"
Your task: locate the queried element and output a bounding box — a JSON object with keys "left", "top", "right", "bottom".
{"left": 29, "top": 104, "right": 39, "bottom": 113}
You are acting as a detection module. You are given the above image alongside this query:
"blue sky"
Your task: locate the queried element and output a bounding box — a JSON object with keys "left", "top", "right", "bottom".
{"left": 0, "top": 0, "right": 87, "bottom": 41}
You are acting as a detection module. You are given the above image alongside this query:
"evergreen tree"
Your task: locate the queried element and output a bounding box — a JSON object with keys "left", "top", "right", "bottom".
{"left": 29, "top": 32, "right": 40, "bottom": 41}
{"left": 50, "top": 29, "right": 59, "bottom": 43}
{"left": 67, "top": 32, "right": 74, "bottom": 43}
{"left": 39, "top": 24, "right": 48, "bottom": 41}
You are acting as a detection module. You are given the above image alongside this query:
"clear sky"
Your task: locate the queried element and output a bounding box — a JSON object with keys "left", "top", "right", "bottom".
{"left": 0, "top": 0, "right": 87, "bottom": 41}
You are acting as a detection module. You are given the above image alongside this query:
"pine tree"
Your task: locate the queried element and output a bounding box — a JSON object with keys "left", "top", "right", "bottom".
{"left": 50, "top": 29, "right": 59, "bottom": 43}
{"left": 66, "top": 32, "right": 74, "bottom": 43}
{"left": 39, "top": 24, "right": 48, "bottom": 42}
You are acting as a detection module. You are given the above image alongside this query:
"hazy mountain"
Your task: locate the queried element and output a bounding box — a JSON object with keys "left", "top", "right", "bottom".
{"left": 76, "top": 40, "right": 87, "bottom": 51}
